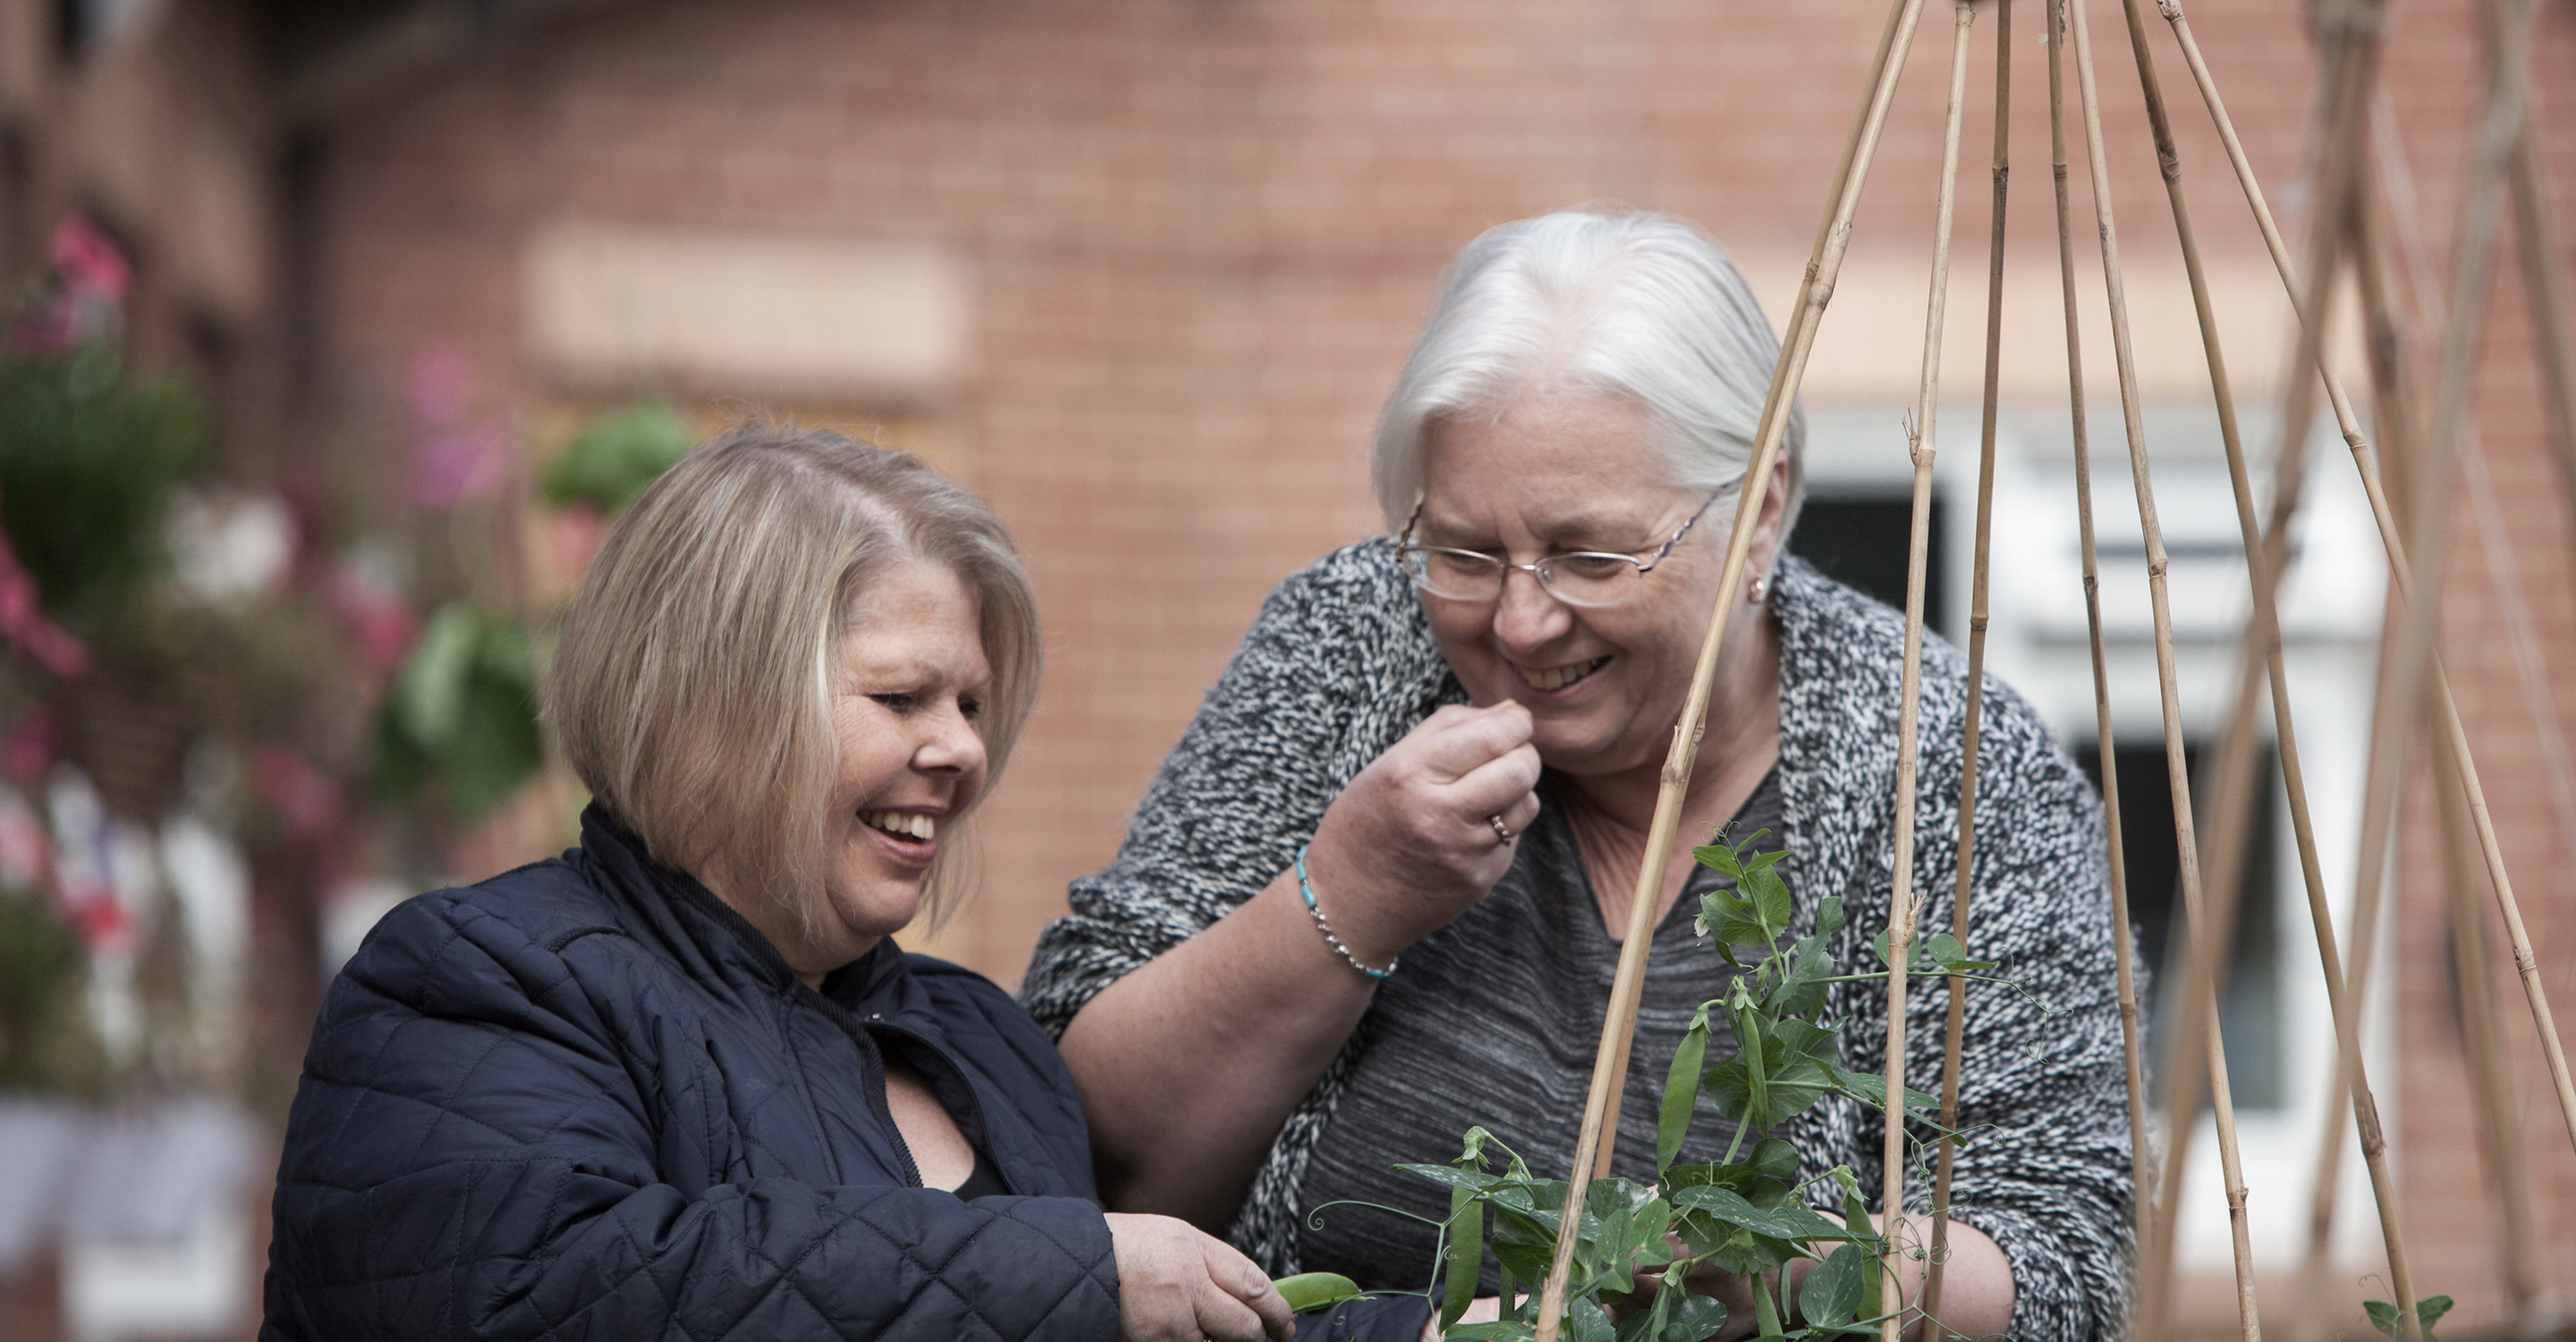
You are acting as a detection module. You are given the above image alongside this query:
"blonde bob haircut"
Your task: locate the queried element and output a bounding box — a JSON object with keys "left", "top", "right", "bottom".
{"left": 547, "top": 422, "right": 1040, "bottom": 933}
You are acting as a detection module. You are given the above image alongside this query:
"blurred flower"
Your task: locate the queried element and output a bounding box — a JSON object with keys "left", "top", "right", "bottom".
{"left": 46, "top": 766, "right": 131, "bottom": 954}
{"left": 323, "top": 544, "right": 419, "bottom": 672}
{"left": 0, "top": 521, "right": 89, "bottom": 677}
{"left": 51, "top": 218, "right": 131, "bottom": 304}
{"left": 3, "top": 705, "right": 60, "bottom": 784}
{"left": 406, "top": 346, "right": 472, "bottom": 427}
{"left": 168, "top": 490, "right": 297, "bottom": 606}
{"left": 249, "top": 743, "right": 342, "bottom": 840}
{"left": 406, "top": 347, "right": 513, "bottom": 508}
{"left": 13, "top": 217, "right": 131, "bottom": 357}
{"left": 0, "top": 786, "right": 51, "bottom": 892}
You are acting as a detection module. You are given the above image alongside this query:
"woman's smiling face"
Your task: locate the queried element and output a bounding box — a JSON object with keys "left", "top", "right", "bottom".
{"left": 804, "top": 560, "right": 991, "bottom": 970}
{"left": 1416, "top": 390, "right": 1744, "bottom": 780}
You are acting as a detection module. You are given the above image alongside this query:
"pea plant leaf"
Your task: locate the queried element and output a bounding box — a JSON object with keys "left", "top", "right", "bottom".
{"left": 1799, "top": 1243, "right": 1871, "bottom": 1329}
{"left": 1403, "top": 828, "right": 2038, "bottom": 1340}
{"left": 1568, "top": 1297, "right": 1617, "bottom": 1342}
{"left": 2364, "top": 1295, "right": 2455, "bottom": 1341}
{"left": 1704, "top": 1033, "right": 1835, "bottom": 1129}
{"left": 1697, "top": 888, "right": 1773, "bottom": 956}
{"left": 1659, "top": 1288, "right": 1728, "bottom": 1342}
{"left": 1835, "top": 1171, "right": 1884, "bottom": 1325}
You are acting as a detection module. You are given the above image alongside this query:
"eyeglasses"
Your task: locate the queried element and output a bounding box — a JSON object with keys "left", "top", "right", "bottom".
{"left": 1394, "top": 478, "right": 1743, "bottom": 609}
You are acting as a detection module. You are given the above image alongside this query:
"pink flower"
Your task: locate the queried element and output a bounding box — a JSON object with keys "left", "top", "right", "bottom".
{"left": 405, "top": 347, "right": 514, "bottom": 509}
{"left": 0, "top": 519, "right": 89, "bottom": 677}
{"left": 324, "top": 555, "right": 420, "bottom": 671}
{"left": 49, "top": 217, "right": 130, "bottom": 302}
{"left": 251, "top": 743, "right": 343, "bottom": 839}
{"left": 0, "top": 707, "right": 58, "bottom": 785}
{"left": 411, "top": 423, "right": 512, "bottom": 509}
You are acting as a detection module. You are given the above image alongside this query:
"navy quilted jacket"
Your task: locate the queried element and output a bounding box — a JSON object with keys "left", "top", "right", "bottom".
{"left": 262, "top": 807, "right": 1122, "bottom": 1341}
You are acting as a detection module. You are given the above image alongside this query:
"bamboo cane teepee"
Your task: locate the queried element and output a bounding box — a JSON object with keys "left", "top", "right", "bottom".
{"left": 1524, "top": 0, "right": 2576, "bottom": 1337}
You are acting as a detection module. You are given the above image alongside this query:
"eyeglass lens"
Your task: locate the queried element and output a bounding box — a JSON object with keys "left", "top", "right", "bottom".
{"left": 1402, "top": 549, "right": 1640, "bottom": 607}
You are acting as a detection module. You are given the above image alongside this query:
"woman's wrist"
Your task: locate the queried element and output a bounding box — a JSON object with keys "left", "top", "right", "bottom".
{"left": 1294, "top": 843, "right": 1400, "bottom": 981}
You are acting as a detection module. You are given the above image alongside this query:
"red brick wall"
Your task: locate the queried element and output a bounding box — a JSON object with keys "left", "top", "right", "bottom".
{"left": 310, "top": 0, "right": 2576, "bottom": 1327}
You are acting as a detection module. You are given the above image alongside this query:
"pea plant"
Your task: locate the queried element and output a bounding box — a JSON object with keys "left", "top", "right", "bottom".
{"left": 1384, "top": 829, "right": 2007, "bottom": 1342}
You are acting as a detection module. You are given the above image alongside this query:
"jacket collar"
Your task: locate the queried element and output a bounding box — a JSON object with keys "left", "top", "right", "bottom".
{"left": 572, "top": 803, "right": 915, "bottom": 1014}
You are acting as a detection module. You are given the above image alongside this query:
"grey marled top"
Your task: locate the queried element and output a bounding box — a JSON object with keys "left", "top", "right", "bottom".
{"left": 1021, "top": 542, "right": 2137, "bottom": 1342}
{"left": 1296, "top": 768, "right": 1775, "bottom": 1295}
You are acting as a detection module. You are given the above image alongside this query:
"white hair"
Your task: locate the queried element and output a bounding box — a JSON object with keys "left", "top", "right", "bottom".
{"left": 1369, "top": 209, "right": 1805, "bottom": 539}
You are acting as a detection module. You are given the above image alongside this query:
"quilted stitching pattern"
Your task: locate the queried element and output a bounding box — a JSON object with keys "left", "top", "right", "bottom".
{"left": 264, "top": 819, "right": 1121, "bottom": 1342}
{"left": 1021, "top": 540, "right": 2135, "bottom": 1342}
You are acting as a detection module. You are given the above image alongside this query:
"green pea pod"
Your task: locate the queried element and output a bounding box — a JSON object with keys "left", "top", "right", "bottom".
{"left": 1275, "top": 1272, "right": 1365, "bottom": 1314}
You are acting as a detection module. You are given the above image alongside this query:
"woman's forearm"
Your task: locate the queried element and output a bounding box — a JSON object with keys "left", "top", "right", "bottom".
{"left": 1059, "top": 867, "right": 1382, "bottom": 1231}
{"left": 1894, "top": 1217, "right": 2013, "bottom": 1341}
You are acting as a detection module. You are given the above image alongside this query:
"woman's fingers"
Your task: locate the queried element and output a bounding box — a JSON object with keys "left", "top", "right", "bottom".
{"left": 1107, "top": 1214, "right": 1296, "bottom": 1342}
{"left": 1199, "top": 1241, "right": 1296, "bottom": 1342}
{"left": 1446, "top": 739, "right": 1542, "bottom": 820}
{"left": 1409, "top": 701, "right": 1535, "bottom": 783}
{"left": 1501, "top": 784, "right": 1544, "bottom": 838}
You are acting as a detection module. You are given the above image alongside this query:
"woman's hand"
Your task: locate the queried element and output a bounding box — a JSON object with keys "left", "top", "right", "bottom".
{"left": 1303, "top": 701, "right": 1544, "bottom": 964}
{"left": 1106, "top": 1212, "right": 1297, "bottom": 1342}
{"left": 1058, "top": 701, "right": 1539, "bottom": 1229}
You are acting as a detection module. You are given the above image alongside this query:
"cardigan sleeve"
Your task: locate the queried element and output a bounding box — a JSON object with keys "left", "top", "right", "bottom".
{"left": 264, "top": 893, "right": 1123, "bottom": 1342}
{"left": 1019, "top": 540, "right": 1462, "bottom": 1040}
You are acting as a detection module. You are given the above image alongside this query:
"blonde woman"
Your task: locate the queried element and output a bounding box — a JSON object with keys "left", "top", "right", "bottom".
{"left": 261, "top": 426, "right": 1301, "bottom": 1342}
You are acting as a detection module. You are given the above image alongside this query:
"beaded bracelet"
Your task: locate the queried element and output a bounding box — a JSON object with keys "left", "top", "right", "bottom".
{"left": 1294, "top": 843, "right": 1396, "bottom": 981}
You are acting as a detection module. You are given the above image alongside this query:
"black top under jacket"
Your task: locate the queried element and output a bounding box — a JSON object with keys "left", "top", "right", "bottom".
{"left": 261, "top": 805, "right": 1125, "bottom": 1341}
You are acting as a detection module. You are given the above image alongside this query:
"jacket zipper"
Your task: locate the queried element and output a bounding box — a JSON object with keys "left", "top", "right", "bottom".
{"left": 867, "top": 1018, "right": 1002, "bottom": 1194}
{"left": 833, "top": 1006, "right": 925, "bottom": 1189}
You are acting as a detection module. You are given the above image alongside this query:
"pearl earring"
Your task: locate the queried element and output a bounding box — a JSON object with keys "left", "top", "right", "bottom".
{"left": 1749, "top": 572, "right": 1771, "bottom": 605}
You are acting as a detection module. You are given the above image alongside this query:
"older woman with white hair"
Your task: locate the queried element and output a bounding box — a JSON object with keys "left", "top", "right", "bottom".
{"left": 1022, "top": 211, "right": 2133, "bottom": 1341}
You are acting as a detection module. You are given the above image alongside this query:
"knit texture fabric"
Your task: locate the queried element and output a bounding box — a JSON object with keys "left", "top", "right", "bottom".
{"left": 1021, "top": 540, "right": 2138, "bottom": 1342}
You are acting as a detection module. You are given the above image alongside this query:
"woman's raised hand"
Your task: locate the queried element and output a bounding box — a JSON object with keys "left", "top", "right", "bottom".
{"left": 1106, "top": 1213, "right": 1296, "bottom": 1342}
{"left": 1304, "top": 701, "right": 1544, "bottom": 965}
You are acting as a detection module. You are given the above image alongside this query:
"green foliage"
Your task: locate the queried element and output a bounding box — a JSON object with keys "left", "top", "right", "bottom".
{"left": 543, "top": 401, "right": 693, "bottom": 514}
{"left": 0, "top": 351, "right": 205, "bottom": 620}
{"left": 376, "top": 603, "right": 544, "bottom": 822}
{"left": 2364, "top": 1295, "right": 2453, "bottom": 1341}
{"left": 0, "top": 889, "right": 94, "bottom": 1090}
{"left": 1387, "top": 828, "right": 2001, "bottom": 1340}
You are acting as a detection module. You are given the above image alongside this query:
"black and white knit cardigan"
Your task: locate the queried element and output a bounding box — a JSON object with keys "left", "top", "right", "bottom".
{"left": 1021, "top": 541, "right": 2137, "bottom": 1342}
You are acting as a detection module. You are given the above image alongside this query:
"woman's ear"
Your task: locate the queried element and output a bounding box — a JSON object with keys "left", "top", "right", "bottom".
{"left": 1748, "top": 454, "right": 1793, "bottom": 575}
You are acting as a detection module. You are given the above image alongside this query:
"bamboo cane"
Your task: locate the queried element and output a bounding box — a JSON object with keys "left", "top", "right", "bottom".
{"left": 2165, "top": 0, "right": 2576, "bottom": 1176}
{"left": 2044, "top": 0, "right": 2154, "bottom": 1268}
{"left": 2505, "top": 15, "right": 2576, "bottom": 573}
{"left": 2343, "top": 0, "right": 2554, "bottom": 1234}
{"left": 2112, "top": 5, "right": 2423, "bottom": 1341}
{"left": 1529, "top": 2, "right": 1936, "bottom": 1333}
{"left": 1918, "top": 0, "right": 2008, "bottom": 1329}
{"left": 2286, "top": 15, "right": 2548, "bottom": 1330}
{"left": 2062, "top": 0, "right": 2262, "bottom": 1334}
{"left": 2432, "top": 697, "right": 2544, "bottom": 1323}
{"left": 1878, "top": 10, "right": 1975, "bottom": 1337}
{"left": 2451, "top": 0, "right": 2576, "bottom": 1173}
{"left": 2360, "top": 0, "right": 2576, "bottom": 1194}
{"left": 2297, "top": 172, "right": 2415, "bottom": 1334}
{"left": 2158, "top": 4, "right": 2521, "bottom": 1326}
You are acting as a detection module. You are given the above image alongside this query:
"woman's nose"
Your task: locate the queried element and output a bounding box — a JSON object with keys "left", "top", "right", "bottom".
{"left": 914, "top": 703, "right": 988, "bottom": 777}
{"left": 1492, "top": 565, "right": 1572, "bottom": 649}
